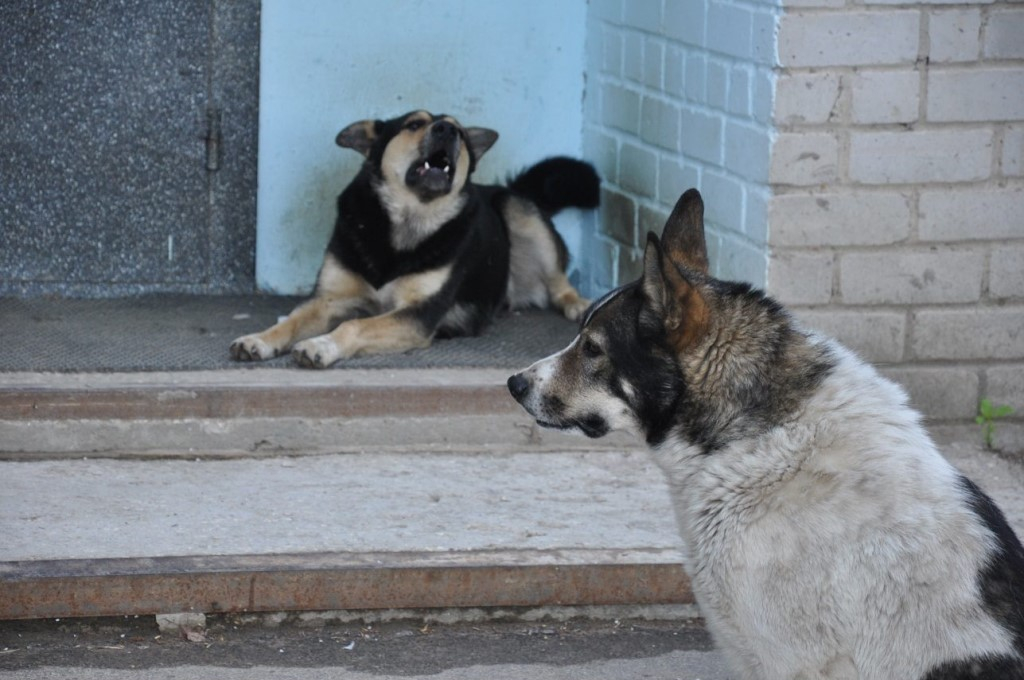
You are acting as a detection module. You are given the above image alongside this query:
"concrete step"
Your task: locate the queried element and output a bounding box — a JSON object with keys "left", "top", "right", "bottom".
{"left": 1, "top": 369, "right": 679, "bottom": 620}
{"left": 0, "top": 449, "right": 690, "bottom": 620}
{"left": 3, "top": 369, "right": 1022, "bottom": 624}
{"left": 0, "top": 369, "right": 635, "bottom": 455}
{"left": 2, "top": 550, "right": 691, "bottom": 620}
{"left": 0, "top": 302, "right": 689, "bottom": 621}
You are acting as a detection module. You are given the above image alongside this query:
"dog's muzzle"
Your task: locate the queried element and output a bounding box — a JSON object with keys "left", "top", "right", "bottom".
{"left": 407, "top": 121, "right": 460, "bottom": 196}
{"left": 507, "top": 371, "right": 610, "bottom": 439}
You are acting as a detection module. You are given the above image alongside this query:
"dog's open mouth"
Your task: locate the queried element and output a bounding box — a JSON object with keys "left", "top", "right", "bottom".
{"left": 416, "top": 149, "right": 454, "bottom": 183}
{"left": 407, "top": 146, "right": 457, "bottom": 196}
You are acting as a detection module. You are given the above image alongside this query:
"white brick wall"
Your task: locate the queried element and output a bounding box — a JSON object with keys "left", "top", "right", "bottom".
{"left": 929, "top": 9, "right": 982, "bottom": 64}
{"left": 766, "top": 0, "right": 1024, "bottom": 431}
{"left": 990, "top": 245, "right": 1024, "bottom": 299}
{"left": 774, "top": 72, "right": 841, "bottom": 125}
{"left": 795, "top": 309, "right": 906, "bottom": 363}
{"left": 919, "top": 187, "right": 1023, "bottom": 240}
{"left": 768, "top": 192, "right": 912, "bottom": 247}
{"left": 840, "top": 249, "right": 986, "bottom": 305}
{"left": 985, "top": 7, "right": 1024, "bottom": 60}
{"left": 927, "top": 68, "right": 1024, "bottom": 122}
{"left": 770, "top": 132, "right": 840, "bottom": 185}
{"left": 579, "top": 0, "right": 1023, "bottom": 431}
{"left": 911, "top": 308, "right": 1024, "bottom": 361}
{"left": 1005, "top": 125, "right": 1024, "bottom": 176}
{"left": 850, "top": 70, "right": 919, "bottom": 125}
{"left": 849, "top": 129, "right": 994, "bottom": 184}
{"left": 769, "top": 251, "right": 835, "bottom": 305}
{"left": 778, "top": 11, "right": 920, "bottom": 68}
{"left": 881, "top": 367, "right": 982, "bottom": 421}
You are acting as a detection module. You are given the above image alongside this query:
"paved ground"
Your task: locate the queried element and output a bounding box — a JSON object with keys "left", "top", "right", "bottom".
{"left": 0, "top": 616, "right": 728, "bottom": 679}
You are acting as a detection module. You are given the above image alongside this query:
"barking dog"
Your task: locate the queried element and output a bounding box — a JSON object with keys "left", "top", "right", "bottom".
{"left": 231, "top": 110, "right": 598, "bottom": 367}
{"left": 508, "top": 189, "right": 1024, "bottom": 679}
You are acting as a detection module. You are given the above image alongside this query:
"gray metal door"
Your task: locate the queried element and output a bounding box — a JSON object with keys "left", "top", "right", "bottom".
{"left": 0, "top": 0, "right": 259, "bottom": 296}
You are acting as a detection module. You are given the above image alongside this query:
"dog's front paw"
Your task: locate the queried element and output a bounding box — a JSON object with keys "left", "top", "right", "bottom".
{"left": 561, "top": 296, "right": 591, "bottom": 323}
{"left": 292, "top": 336, "right": 340, "bottom": 369}
{"left": 230, "top": 335, "right": 279, "bottom": 362}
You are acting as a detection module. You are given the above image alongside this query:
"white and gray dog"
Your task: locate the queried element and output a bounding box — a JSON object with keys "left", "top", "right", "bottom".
{"left": 509, "top": 188, "right": 1024, "bottom": 679}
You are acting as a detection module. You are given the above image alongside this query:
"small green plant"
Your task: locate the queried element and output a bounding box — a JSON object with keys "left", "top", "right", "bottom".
{"left": 976, "top": 398, "right": 1014, "bottom": 450}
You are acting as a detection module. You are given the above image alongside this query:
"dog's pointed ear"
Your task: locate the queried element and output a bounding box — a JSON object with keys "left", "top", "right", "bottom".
{"left": 336, "top": 119, "right": 380, "bottom": 157}
{"left": 661, "top": 188, "right": 709, "bottom": 275}
{"left": 464, "top": 127, "right": 499, "bottom": 160}
{"left": 641, "top": 232, "right": 709, "bottom": 351}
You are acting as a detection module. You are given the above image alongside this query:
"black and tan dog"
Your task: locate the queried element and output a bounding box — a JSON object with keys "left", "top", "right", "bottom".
{"left": 230, "top": 110, "right": 598, "bottom": 368}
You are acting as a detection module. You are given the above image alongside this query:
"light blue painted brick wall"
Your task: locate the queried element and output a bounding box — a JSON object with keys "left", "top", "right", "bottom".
{"left": 581, "top": 0, "right": 781, "bottom": 296}
{"left": 258, "top": 0, "right": 780, "bottom": 299}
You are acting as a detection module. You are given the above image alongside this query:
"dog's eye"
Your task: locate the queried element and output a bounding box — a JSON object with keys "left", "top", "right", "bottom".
{"left": 581, "top": 338, "right": 603, "bottom": 358}
{"left": 405, "top": 120, "right": 425, "bottom": 131}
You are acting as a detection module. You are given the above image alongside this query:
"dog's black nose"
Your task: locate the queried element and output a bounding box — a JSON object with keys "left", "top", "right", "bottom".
{"left": 431, "top": 120, "right": 457, "bottom": 140}
{"left": 507, "top": 373, "right": 530, "bottom": 402}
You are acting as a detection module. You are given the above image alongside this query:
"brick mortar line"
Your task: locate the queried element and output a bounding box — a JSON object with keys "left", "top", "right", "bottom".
{"left": 790, "top": 300, "right": 1024, "bottom": 312}
{"left": 769, "top": 180, "right": 1024, "bottom": 195}
{"left": 776, "top": 121, "right": 1022, "bottom": 135}
{"left": 769, "top": 177, "right": 1024, "bottom": 191}
{"left": 978, "top": 5, "right": 990, "bottom": 62}
{"left": 778, "top": 4, "right": 1015, "bottom": 15}
{"left": 918, "top": 11, "right": 931, "bottom": 125}
{"left": 771, "top": 243, "right": 1024, "bottom": 254}
{"left": 776, "top": 60, "right": 1024, "bottom": 77}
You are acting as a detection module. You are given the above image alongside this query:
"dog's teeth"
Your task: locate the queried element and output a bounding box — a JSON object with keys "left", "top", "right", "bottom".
{"left": 443, "top": 165, "right": 450, "bottom": 173}
{"left": 423, "top": 161, "right": 431, "bottom": 170}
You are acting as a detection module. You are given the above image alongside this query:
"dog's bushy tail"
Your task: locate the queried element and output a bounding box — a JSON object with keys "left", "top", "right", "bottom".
{"left": 508, "top": 157, "right": 600, "bottom": 217}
